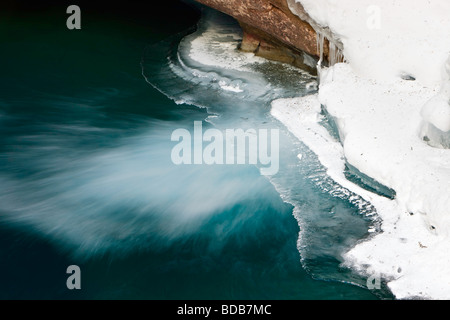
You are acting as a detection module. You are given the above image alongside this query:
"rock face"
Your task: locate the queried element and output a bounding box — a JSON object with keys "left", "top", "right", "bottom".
{"left": 193, "top": 0, "right": 329, "bottom": 70}
{"left": 238, "top": 22, "right": 316, "bottom": 73}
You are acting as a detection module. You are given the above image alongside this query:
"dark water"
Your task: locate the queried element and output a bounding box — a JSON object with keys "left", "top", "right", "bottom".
{"left": 0, "top": 1, "right": 384, "bottom": 299}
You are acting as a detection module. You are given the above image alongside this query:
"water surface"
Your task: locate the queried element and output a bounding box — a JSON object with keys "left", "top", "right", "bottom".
{"left": 0, "top": 1, "right": 385, "bottom": 299}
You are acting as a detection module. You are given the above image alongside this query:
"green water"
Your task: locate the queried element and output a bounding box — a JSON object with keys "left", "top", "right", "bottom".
{"left": 0, "top": 1, "right": 382, "bottom": 299}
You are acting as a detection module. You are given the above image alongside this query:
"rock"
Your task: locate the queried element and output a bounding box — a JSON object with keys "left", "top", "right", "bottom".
{"left": 194, "top": 0, "right": 330, "bottom": 69}
{"left": 239, "top": 22, "right": 317, "bottom": 73}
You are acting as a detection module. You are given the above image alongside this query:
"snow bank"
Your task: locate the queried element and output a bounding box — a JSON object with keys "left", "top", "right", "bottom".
{"left": 294, "top": 0, "right": 450, "bottom": 86}
{"left": 273, "top": 0, "right": 450, "bottom": 298}
{"left": 319, "top": 65, "right": 450, "bottom": 299}
{"left": 294, "top": 0, "right": 450, "bottom": 145}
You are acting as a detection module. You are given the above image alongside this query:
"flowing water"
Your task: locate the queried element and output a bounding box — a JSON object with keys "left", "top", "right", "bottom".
{"left": 0, "top": 1, "right": 390, "bottom": 299}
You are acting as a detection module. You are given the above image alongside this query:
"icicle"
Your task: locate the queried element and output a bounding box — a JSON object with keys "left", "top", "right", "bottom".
{"left": 316, "top": 32, "right": 325, "bottom": 66}
{"left": 316, "top": 32, "right": 325, "bottom": 78}
{"left": 286, "top": 0, "right": 344, "bottom": 77}
{"left": 328, "top": 40, "right": 344, "bottom": 66}
{"left": 329, "top": 40, "right": 336, "bottom": 66}
{"left": 316, "top": 31, "right": 344, "bottom": 71}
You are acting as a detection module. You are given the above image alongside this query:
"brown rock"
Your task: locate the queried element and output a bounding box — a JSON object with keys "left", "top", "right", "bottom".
{"left": 194, "top": 0, "right": 330, "bottom": 66}
{"left": 239, "top": 22, "right": 317, "bottom": 73}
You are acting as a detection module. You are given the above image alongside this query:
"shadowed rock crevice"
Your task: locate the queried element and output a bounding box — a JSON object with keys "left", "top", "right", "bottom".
{"left": 238, "top": 22, "right": 317, "bottom": 73}
{"left": 194, "top": 0, "right": 335, "bottom": 71}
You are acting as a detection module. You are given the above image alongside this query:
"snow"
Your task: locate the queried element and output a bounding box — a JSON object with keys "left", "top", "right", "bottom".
{"left": 272, "top": 0, "right": 450, "bottom": 299}
{"left": 293, "top": 0, "right": 450, "bottom": 86}
{"left": 292, "top": 0, "right": 450, "bottom": 144}
{"left": 422, "top": 95, "right": 450, "bottom": 132}
{"left": 272, "top": 65, "right": 450, "bottom": 299}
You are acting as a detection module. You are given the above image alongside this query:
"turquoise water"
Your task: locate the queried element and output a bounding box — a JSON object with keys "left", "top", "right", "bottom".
{"left": 0, "top": 1, "right": 389, "bottom": 299}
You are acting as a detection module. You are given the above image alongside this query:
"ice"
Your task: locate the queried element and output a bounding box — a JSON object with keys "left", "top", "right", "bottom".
{"left": 188, "top": 9, "right": 266, "bottom": 72}
{"left": 144, "top": 8, "right": 390, "bottom": 292}
{"left": 273, "top": 0, "right": 450, "bottom": 298}
{"left": 288, "top": 0, "right": 343, "bottom": 68}
{"left": 272, "top": 65, "right": 450, "bottom": 299}
{"left": 316, "top": 32, "right": 324, "bottom": 67}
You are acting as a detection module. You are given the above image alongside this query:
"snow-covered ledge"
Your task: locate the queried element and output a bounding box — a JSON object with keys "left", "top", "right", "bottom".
{"left": 277, "top": 0, "right": 450, "bottom": 299}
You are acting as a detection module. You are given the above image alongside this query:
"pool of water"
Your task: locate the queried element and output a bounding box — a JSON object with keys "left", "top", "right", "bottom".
{"left": 0, "top": 0, "right": 389, "bottom": 299}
